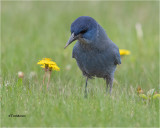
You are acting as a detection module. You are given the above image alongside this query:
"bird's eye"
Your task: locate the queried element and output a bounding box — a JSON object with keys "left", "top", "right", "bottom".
{"left": 80, "top": 29, "right": 87, "bottom": 34}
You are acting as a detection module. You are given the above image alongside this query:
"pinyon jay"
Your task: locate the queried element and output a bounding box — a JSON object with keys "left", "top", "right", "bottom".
{"left": 65, "top": 16, "right": 121, "bottom": 96}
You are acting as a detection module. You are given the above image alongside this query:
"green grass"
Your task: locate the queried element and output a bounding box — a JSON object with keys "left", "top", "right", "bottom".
{"left": 1, "top": 1, "right": 159, "bottom": 127}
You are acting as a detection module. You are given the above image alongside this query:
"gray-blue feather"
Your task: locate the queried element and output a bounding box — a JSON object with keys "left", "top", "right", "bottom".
{"left": 72, "top": 16, "right": 121, "bottom": 79}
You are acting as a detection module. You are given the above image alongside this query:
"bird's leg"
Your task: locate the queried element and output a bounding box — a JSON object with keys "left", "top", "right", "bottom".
{"left": 109, "top": 78, "right": 113, "bottom": 95}
{"left": 106, "top": 77, "right": 113, "bottom": 95}
{"left": 106, "top": 78, "right": 109, "bottom": 93}
{"left": 84, "top": 77, "right": 88, "bottom": 98}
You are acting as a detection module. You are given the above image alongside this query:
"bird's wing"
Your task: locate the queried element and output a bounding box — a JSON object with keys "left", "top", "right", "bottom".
{"left": 114, "top": 49, "right": 121, "bottom": 65}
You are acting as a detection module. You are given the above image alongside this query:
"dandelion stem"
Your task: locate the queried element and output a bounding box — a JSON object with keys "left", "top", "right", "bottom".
{"left": 43, "top": 68, "right": 47, "bottom": 85}
{"left": 47, "top": 70, "right": 52, "bottom": 89}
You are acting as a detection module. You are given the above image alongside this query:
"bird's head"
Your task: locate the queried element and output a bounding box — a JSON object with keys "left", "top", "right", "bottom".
{"left": 64, "top": 16, "right": 98, "bottom": 49}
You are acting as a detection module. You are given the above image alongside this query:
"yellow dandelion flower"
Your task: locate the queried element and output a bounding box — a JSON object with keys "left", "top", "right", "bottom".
{"left": 53, "top": 66, "right": 60, "bottom": 71}
{"left": 119, "top": 49, "right": 130, "bottom": 56}
{"left": 37, "top": 58, "right": 60, "bottom": 88}
{"left": 47, "top": 61, "right": 56, "bottom": 65}
{"left": 37, "top": 60, "right": 45, "bottom": 65}
{"left": 41, "top": 65, "right": 45, "bottom": 68}
{"left": 37, "top": 60, "right": 49, "bottom": 65}
{"left": 49, "top": 64, "right": 60, "bottom": 71}
{"left": 37, "top": 58, "right": 55, "bottom": 66}
{"left": 38, "top": 58, "right": 60, "bottom": 72}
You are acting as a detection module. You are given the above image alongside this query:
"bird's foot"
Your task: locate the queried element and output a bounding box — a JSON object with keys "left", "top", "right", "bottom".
{"left": 84, "top": 90, "right": 88, "bottom": 98}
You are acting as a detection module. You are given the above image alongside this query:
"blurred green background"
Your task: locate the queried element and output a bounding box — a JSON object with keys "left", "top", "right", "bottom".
{"left": 1, "top": 1, "right": 159, "bottom": 127}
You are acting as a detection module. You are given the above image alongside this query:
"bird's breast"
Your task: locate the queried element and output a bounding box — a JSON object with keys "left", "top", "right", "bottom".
{"left": 73, "top": 44, "right": 116, "bottom": 78}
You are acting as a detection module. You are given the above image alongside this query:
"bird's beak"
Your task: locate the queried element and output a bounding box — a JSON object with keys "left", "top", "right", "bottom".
{"left": 64, "top": 33, "right": 78, "bottom": 49}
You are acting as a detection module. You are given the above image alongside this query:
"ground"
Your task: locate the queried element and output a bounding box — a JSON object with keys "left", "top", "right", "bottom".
{"left": 1, "top": 1, "right": 159, "bottom": 127}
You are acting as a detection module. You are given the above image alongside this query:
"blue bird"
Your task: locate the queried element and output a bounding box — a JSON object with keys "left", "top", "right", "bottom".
{"left": 65, "top": 16, "right": 121, "bottom": 96}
